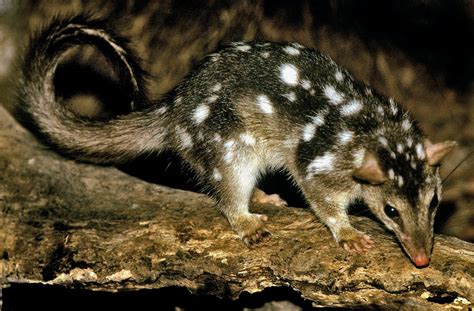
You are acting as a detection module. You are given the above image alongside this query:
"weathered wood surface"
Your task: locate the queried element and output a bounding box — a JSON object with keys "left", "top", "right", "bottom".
{"left": 0, "top": 105, "right": 473, "bottom": 309}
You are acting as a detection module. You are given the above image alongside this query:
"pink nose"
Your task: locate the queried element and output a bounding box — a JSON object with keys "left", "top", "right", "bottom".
{"left": 413, "top": 253, "right": 430, "bottom": 267}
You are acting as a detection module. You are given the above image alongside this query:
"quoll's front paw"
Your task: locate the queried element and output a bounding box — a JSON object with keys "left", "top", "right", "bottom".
{"left": 339, "top": 227, "right": 374, "bottom": 253}
{"left": 230, "top": 213, "right": 271, "bottom": 247}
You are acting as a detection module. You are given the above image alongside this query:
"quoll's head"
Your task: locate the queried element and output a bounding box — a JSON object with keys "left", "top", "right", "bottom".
{"left": 353, "top": 139, "right": 456, "bottom": 267}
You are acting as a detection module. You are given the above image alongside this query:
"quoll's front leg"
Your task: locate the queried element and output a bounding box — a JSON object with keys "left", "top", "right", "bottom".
{"left": 309, "top": 192, "right": 374, "bottom": 252}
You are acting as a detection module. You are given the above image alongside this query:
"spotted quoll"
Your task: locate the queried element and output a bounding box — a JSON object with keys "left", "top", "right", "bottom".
{"left": 18, "top": 16, "right": 455, "bottom": 268}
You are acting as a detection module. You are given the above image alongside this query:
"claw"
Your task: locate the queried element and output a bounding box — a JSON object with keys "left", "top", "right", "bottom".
{"left": 340, "top": 230, "right": 375, "bottom": 253}
{"left": 258, "top": 229, "right": 272, "bottom": 240}
{"left": 343, "top": 242, "right": 352, "bottom": 252}
{"left": 244, "top": 228, "right": 272, "bottom": 247}
{"left": 232, "top": 213, "right": 272, "bottom": 247}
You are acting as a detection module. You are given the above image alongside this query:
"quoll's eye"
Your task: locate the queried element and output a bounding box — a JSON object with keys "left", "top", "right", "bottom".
{"left": 429, "top": 193, "right": 439, "bottom": 211}
{"left": 384, "top": 204, "right": 400, "bottom": 219}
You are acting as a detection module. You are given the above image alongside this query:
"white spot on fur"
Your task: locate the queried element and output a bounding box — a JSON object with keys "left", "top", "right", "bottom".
{"left": 176, "top": 126, "right": 193, "bottom": 149}
{"left": 283, "top": 46, "right": 300, "bottom": 56}
{"left": 390, "top": 151, "right": 397, "bottom": 159}
{"left": 388, "top": 169, "right": 395, "bottom": 180}
{"left": 311, "top": 115, "right": 325, "bottom": 126}
{"left": 156, "top": 107, "right": 167, "bottom": 115}
{"left": 302, "top": 115, "right": 325, "bottom": 142}
{"left": 328, "top": 217, "right": 337, "bottom": 225}
{"left": 389, "top": 99, "right": 398, "bottom": 115}
{"left": 211, "top": 83, "right": 222, "bottom": 92}
{"left": 416, "top": 143, "right": 425, "bottom": 160}
{"left": 300, "top": 79, "right": 311, "bottom": 90}
{"left": 341, "top": 100, "right": 362, "bottom": 116}
{"left": 224, "top": 140, "right": 235, "bottom": 148}
{"left": 257, "top": 94, "right": 274, "bottom": 114}
{"left": 207, "top": 95, "right": 218, "bottom": 103}
{"left": 292, "top": 42, "right": 304, "bottom": 49}
{"left": 410, "top": 161, "right": 417, "bottom": 169}
{"left": 235, "top": 45, "right": 251, "bottom": 52}
{"left": 338, "top": 131, "right": 354, "bottom": 145}
{"left": 406, "top": 137, "right": 414, "bottom": 148}
{"left": 378, "top": 136, "right": 388, "bottom": 147}
{"left": 323, "top": 85, "right": 343, "bottom": 105}
{"left": 213, "top": 133, "right": 222, "bottom": 142}
{"left": 402, "top": 119, "right": 411, "bottom": 131}
{"left": 223, "top": 140, "right": 235, "bottom": 163}
{"left": 175, "top": 97, "right": 182, "bottom": 105}
{"left": 197, "top": 131, "right": 204, "bottom": 140}
{"left": 209, "top": 53, "right": 220, "bottom": 62}
{"left": 280, "top": 64, "right": 299, "bottom": 86}
{"left": 365, "top": 87, "right": 373, "bottom": 95}
{"left": 213, "top": 168, "right": 222, "bottom": 181}
{"left": 302, "top": 123, "right": 316, "bottom": 142}
{"left": 192, "top": 104, "right": 210, "bottom": 124}
{"left": 398, "top": 175, "right": 404, "bottom": 187}
{"left": 240, "top": 133, "right": 256, "bottom": 146}
{"left": 397, "top": 143, "right": 404, "bottom": 153}
{"left": 283, "top": 91, "right": 296, "bottom": 102}
{"left": 377, "top": 106, "right": 384, "bottom": 116}
{"left": 353, "top": 148, "right": 366, "bottom": 167}
{"left": 335, "top": 70, "right": 343, "bottom": 81}
{"left": 307, "top": 152, "right": 335, "bottom": 177}
{"left": 261, "top": 51, "right": 270, "bottom": 58}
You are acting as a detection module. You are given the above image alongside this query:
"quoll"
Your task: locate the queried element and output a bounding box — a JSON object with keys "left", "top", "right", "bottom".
{"left": 18, "top": 16, "right": 456, "bottom": 268}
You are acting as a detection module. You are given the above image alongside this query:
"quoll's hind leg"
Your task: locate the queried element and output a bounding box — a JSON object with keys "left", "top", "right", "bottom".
{"left": 212, "top": 159, "right": 271, "bottom": 247}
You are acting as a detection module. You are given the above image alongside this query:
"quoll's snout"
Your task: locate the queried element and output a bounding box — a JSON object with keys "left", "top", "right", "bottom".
{"left": 413, "top": 251, "right": 430, "bottom": 267}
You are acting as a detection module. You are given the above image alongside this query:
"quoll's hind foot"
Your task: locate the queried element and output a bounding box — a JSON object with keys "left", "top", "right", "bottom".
{"left": 251, "top": 188, "right": 288, "bottom": 207}
{"left": 229, "top": 213, "right": 272, "bottom": 247}
{"left": 243, "top": 227, "right": 272, "bottom": 247}
{"left": 338, "top": 227, "right": 375, "bottom": 253}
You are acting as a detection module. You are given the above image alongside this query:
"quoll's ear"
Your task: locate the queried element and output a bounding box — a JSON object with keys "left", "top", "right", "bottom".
{"left": 353, "top": 152, "right": 386, "bottom": 185}
{"left": 424, "top": 140, "right": 457, "bottom": 166}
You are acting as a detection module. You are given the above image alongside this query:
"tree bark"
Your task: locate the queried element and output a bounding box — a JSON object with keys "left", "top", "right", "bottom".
{"left": 0, "top": 105, "right": 473, "bottom": 309}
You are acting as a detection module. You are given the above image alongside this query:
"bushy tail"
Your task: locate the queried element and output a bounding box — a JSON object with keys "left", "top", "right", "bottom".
{"left": 17, "top": 15, "right": 167, "bottom": 163}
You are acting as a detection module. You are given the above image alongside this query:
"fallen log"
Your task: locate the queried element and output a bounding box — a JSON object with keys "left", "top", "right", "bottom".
{"left": 0, "top": 105, "right": 472, "bottom": 309}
